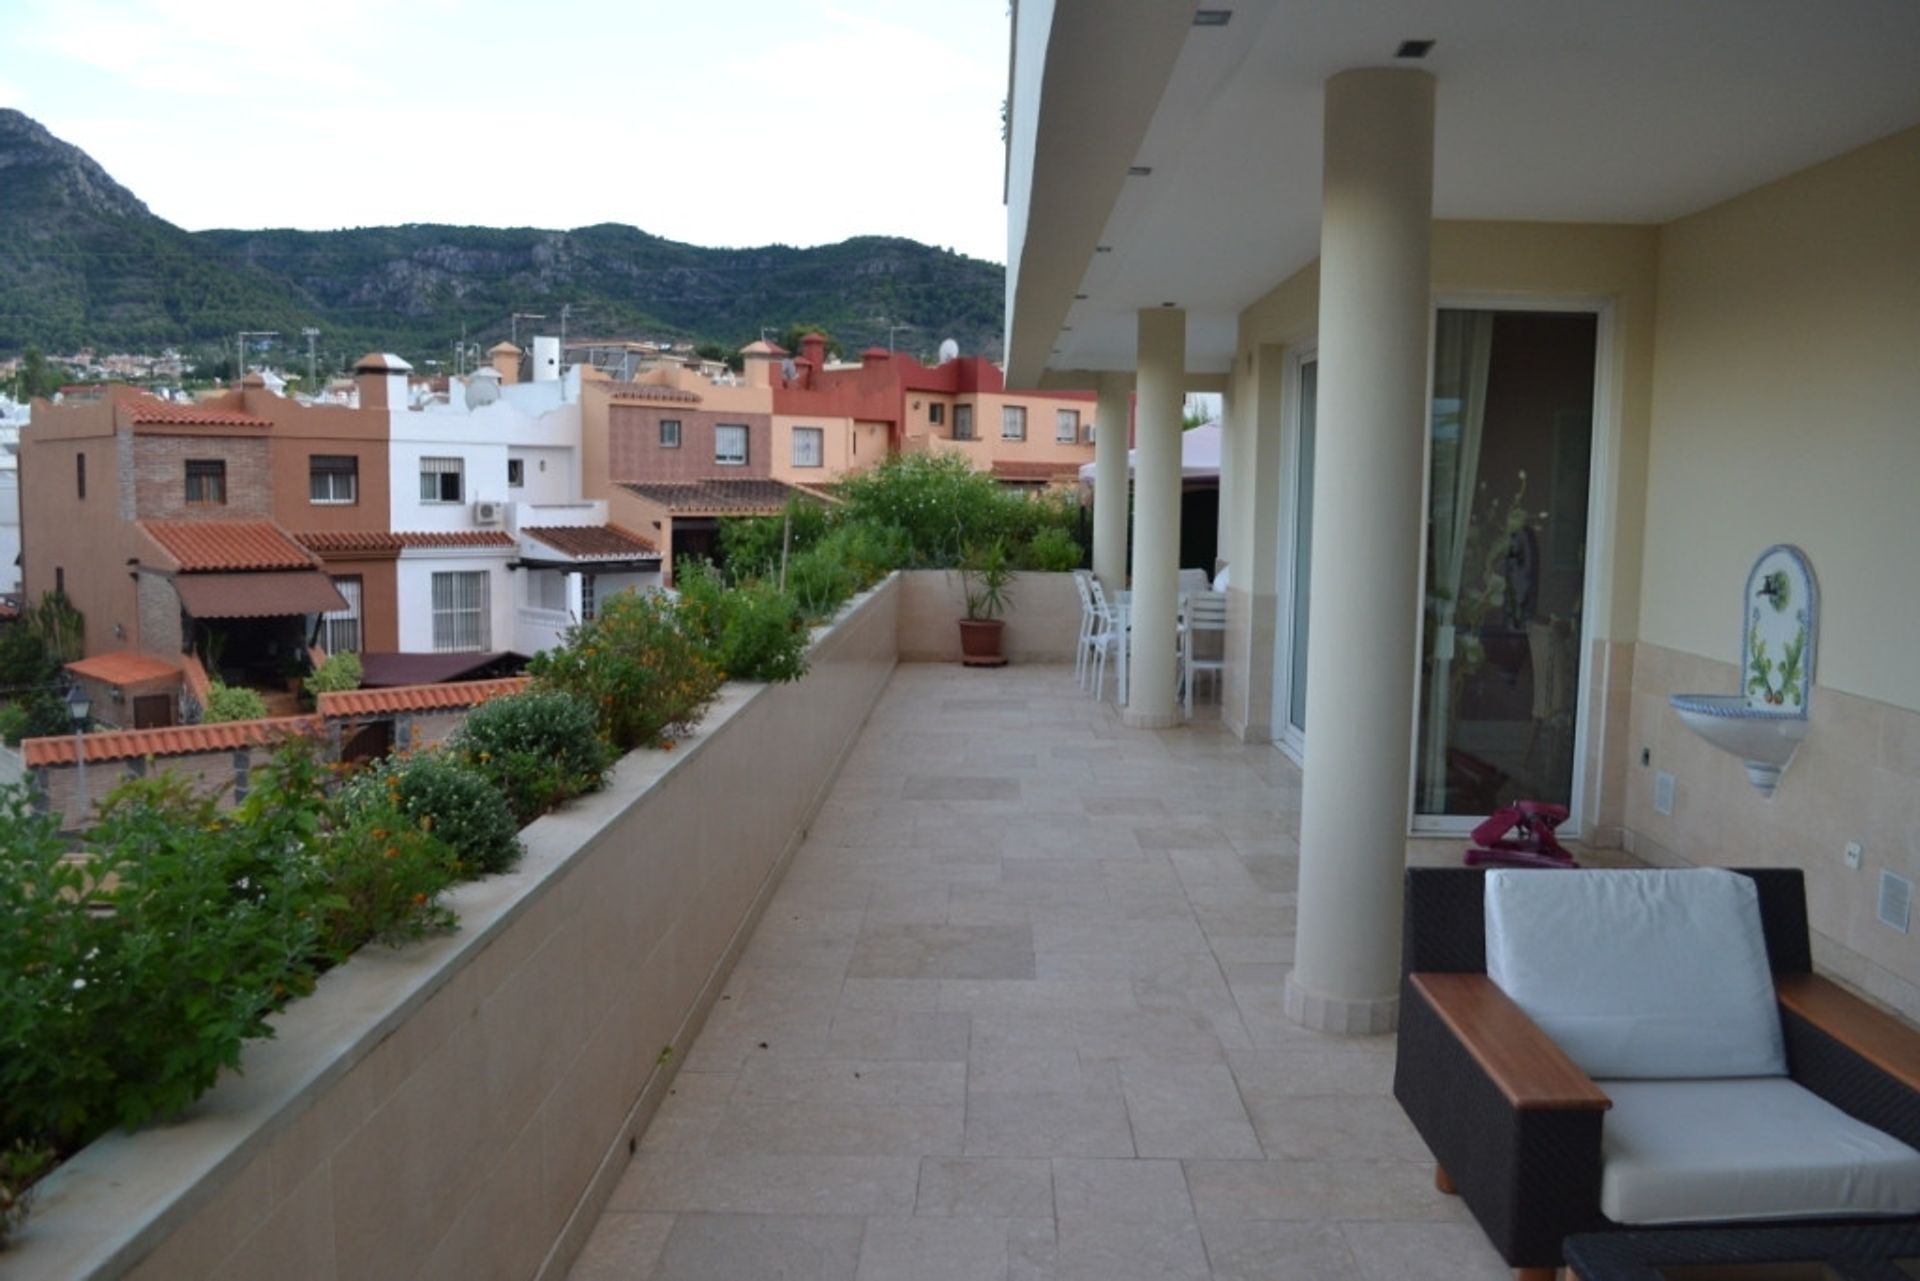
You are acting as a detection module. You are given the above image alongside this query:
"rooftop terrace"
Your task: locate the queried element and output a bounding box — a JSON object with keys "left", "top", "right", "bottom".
{"left": 565, "top": 663, "right": 1515, "bottom": 1281}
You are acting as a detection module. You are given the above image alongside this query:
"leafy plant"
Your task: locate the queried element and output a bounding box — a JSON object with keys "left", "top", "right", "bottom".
{"left": 0, "top": 1141, "right": 55, "bottom": 1247}
{"left": 312, "top": 804, "right": 459, "bottom": 956}
{"left": 306, "top": 651, "right": 363, "bottom": 695}
{"left": 719, "top": 496, "right": 832, "bottom": 582}
{"left": 1019, "top": 525, "right": 1084, "bottom": 572}
{"left": 958, "top": 539, "right": 1016, "bottom": 621}
{"left": 22, "top": 591, "right": 83, "bottom": 665}
{"left": 202, "top": 681, "right": 269, "bottom": 723}
{"left": 675, "top": 560, "right": 811, "bottom": 684}
{"left": 341, "top": 751, "right": 520, "bottom": 878}
{"left": 784, "top": 543, "right": 860, "bottom": 621}
{"left": 526, "top": 589, "right": 723, "bottom": 751}
{"left": 452, "top": 689, "right": 613, "bottom": 824}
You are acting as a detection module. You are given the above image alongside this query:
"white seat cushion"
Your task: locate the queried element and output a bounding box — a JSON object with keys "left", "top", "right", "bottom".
{"left": 1600, "top": 1077, "right": 1920, "bottom": 1224}
{"left": 1484, "top": 868, "right": 1786, "bottom": 1078}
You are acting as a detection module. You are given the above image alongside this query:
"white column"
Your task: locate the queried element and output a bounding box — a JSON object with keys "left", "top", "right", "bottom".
{"left": 1284, "top": 68, "right": 1435, "bottom": 1035}
{"left": 1092, "top": 372, "right": 1132, "bottom": 593}
{"left": 1125, "top": 307, "right": 1185, "bottom": 729}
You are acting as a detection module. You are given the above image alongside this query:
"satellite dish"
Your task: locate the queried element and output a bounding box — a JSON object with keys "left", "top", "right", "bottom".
{"left": 937, "top": 338, "right": 959, "bottom": 364}
{"left": 466, "top": 367, "right": 501, "bottom": 408}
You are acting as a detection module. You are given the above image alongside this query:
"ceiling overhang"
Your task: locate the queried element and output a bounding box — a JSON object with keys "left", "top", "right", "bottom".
{"left": 1004, "top": 0, "right": 1920, "bottom": 384}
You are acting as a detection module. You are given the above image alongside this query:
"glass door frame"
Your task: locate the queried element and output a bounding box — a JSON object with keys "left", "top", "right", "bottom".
{"left": 1406, "top": 294, "right": 1616, "bottom": 839}
{"left": 1271, "top": 343, "right": 1316, "bottom": 766}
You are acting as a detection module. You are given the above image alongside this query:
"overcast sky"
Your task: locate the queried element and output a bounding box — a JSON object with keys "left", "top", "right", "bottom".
{"left": 0, "top": 0, "right": 1013, "bottom": 263}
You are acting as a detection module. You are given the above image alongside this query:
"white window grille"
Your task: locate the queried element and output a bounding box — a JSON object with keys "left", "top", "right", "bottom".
{"left": 792, "top": 426, "right": 824, "bottom": 468}
{"left": 715, "top": 424, "right": 748, "bottom": 466}
{"left": 322, "top": 576, "right": 362, "bottom": 654}
{"left": 580, "top": 573, "right": 597, "bottom": 620}
{"left": 431, "top": 570, "right": 490, "bottom": 652}
{"left": 1056, "top": 409, "right": 1080, "bottom": 443}
{"left": 310, "top": 455, "right": 358, "bottom": 504}
{"left": 659, "top": 419, "right": 682, "bottom": 448}
{"left": 534, "top": 571, "right": 567, "bottom": 612}
{"left": 420, "top": 456, "right": 464, "bottom": 503}
{"left": 1002, "top": 406, "right": 1027, "bottom": 441}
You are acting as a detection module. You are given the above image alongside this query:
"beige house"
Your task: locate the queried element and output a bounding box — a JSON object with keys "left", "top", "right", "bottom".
{"left": 1005, "top": 3, "right": 1920, "bottom": 1037}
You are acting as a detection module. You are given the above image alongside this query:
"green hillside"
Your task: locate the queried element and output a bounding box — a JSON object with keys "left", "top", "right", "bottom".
{"left": 0, "top": 110, "right": 1006, "bottom": 366}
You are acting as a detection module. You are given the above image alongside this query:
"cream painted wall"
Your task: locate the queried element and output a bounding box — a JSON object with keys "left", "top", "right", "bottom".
{"left": 1640, "top": 126, "right": 1920, "bottom": 712}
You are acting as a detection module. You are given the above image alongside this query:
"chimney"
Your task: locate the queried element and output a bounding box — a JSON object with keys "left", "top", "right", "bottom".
{"left": 799, "top": 331, "right": 828, "bottom": 371}
{"left": 353, "top": 352, "right": 412, "bottom": 410}
{"left": 489, "top": 341, "right": 522, "bottom": 385}
{"left": 740, "top": 340, "right": 788, "bottom": 390}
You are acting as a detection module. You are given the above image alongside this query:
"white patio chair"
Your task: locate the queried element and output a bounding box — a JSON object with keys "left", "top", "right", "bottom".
{"left": 1072, "top": 570, "right": 1097, "bottom": 689}
{"left": 1086, "top": 577, "right": 1125, "bottom": 703}
{"left": 1182, "top": 589, "right": 1228, "bottom": 716}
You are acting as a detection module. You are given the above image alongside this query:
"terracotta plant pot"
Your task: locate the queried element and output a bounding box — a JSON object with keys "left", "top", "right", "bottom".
{"left": 957, "top": 618, "right": 1008, "bottom": 667}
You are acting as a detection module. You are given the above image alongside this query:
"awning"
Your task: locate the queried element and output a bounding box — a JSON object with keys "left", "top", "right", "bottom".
{"left": 173, "top": 571, "right": 348, "bottom": 619}
{"left": 356, "top": 651, "right": 528, "bottom": 688}
{"left": 1078, "top": 421, "right": 1223, "bottom": 485}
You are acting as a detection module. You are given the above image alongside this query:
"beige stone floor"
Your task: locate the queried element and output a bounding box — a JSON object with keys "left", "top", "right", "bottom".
{"left": 567, "top": 663, "right": 1509, "bottom": 1281}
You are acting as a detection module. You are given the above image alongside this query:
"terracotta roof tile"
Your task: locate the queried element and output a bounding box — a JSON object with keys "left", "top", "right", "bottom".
{"left": 521, "top": 525, "right": 659, "bottom": 560}
{"left": 22, "top": 715, "right": 323, "bottom": 767}
{"left": 317, "top": 676, "right": 529, "bottom": 719}
{"left": 65, "top": 652, "right": 182, "bottom": 686}
{"left": 141, "top": 522, "right": 320, "bottom": 572}
{"left": 294, "top": 530, "right": 516, "bottom": 553}
{"left": 617, "top": 479, "right": 817, "bottom": 514}
{"left": 125, "top": 401, "right": 271, "bottom": 428}
{"left": 991, "top": 460, "right": 1085, "bottom": 482}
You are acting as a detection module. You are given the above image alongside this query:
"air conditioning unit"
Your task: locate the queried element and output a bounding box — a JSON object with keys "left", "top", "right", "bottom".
{"left": 473, "top": 500, "right": 504, "bottom": 525}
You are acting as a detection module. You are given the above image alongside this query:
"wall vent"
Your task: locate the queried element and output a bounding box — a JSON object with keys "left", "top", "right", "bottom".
{"left": 1878, "top": 870, "right": 1912, "bottom": 934}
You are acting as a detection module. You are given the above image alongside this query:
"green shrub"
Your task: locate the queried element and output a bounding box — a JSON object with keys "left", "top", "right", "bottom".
{"left": 836, "top": 453, "right": 1020, "bottom": 566}
{"left": 675, "top": 561, "right": 810, "bottom": 684}
{"left": 720, "top": 496, "right": 832, "bottom": 581}
{"left": 202, "top": 681, "right": 269, "bottom": 723}
{"left": 312, "top": 803, "right": 459, "bottom": 956}
{"left": 1020, "top": 524, "right": 1085, "bottom": 572}
{"left": 814, "top": 521, "right": 908, "bottom": 590}
{"left": 0, "top": 1141, "right": 55, "bottom": 1247}
{"left": 342, "top": 751, "right": 520, "bottom": 878}
{"left": 0, "top": 624, "right": 55, "bottom": 691}
{"left": 526, "top": 589, "right": 723, "bottom": 752}
{"left": 0, "top": 768, "right": 327, "bottom": 1154}
{"left": 0, "top": 703, "right": 28, "bottom": 746}
{"left": 452, "top": 690, "right": 613, "bottom": 824}
{"left": 306, "top": 651, "right": 363, "bottom": 694}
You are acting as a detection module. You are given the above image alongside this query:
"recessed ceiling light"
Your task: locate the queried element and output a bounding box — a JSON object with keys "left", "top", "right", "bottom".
{"left": 1073, "top": 293, "right": 1089, "bottom": 301}
{"left": 1127, "top": 165, "right": 1152, "bottom": 177}
{"left": 1161, "top": 301, "right": 1177, "bottom": 308}
{"left": 1094, "top": 245, "right": 1113, "bottom": 253}
{"left": 1193, "top": 10, "right": 1231, "bottom": 26}
{"left": 1395, "top": 38, "right": 1435, "bottom": 58}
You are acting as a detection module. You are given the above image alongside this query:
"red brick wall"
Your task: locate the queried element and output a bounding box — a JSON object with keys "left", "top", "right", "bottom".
{"left": 607, "top": 405, "right": 771, "bottom": 481}
{"left": 133, "top": 435, "right": 272, "bottom": 520}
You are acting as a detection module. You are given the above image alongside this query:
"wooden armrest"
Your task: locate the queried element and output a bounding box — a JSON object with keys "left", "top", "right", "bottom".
{"left": 1408, "top": 972, "right": 1612, "bottom": 1112}
{"left": 1777, "top": 973, "right": 1920, "bottom": 1095}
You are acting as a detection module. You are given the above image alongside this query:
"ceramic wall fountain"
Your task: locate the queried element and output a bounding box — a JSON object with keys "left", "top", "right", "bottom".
{"left": 1669, "top": 545, "right": 1818, "bottom": 797}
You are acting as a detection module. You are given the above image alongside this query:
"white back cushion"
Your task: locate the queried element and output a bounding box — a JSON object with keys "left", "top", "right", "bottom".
{"left": 1484, "top": 868, "right": 1786, "bottom": 1079}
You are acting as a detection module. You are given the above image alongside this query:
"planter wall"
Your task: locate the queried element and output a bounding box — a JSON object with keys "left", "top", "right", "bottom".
{"left": 895, "top": 569, "right": 1081, "bottom": 664}
{"left": 11, "top": 576, "right": 902, "bottom": 1281}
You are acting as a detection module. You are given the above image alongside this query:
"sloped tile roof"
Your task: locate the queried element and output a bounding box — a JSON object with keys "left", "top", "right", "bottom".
{"left": 617, "top": 479, "right": 814, "bottom": 514}
{"left": 317, "top": 676, "right": 529, "bottom": 719}
{"left": 140, "top": 521, "right": 320, "bottom": 572}
{"left": 22, "top": 715, "right": 323, "bottom": 767}
{"left": 521, "top": 525, "right": 659, "bottom": 560}
{"left": 294, "top": 530, "right": 517, "bottom": 553}
{"left": 991, "top": 460, "right": 1085, "bottom": 482}
{"left": 125, "top": 401, "right": 271, "bottom": 428}
{"left": 65, "top": 652, "right": 182, "bottom": 686}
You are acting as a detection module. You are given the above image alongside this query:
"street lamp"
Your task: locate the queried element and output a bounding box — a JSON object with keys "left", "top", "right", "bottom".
{"left": 66, "top": 685, "right": 90, "bottom": 827}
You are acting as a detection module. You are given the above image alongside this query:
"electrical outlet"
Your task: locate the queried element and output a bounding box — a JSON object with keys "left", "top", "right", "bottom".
{"left": 1879, "top": 870, "right": 1912, "bottom": 934}
{"left": 1844, "top": 841, "right": 1863, "bottom": 870}
{"left": 1654, "top": 770, "right": 1676, "bottom": 817}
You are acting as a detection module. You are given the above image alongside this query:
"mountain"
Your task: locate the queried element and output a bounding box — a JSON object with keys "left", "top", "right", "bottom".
{"left": 0, "top": 110, "right": 1007, "bottom": 364}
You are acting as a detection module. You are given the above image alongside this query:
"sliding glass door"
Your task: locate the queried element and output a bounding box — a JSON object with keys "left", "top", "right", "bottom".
{"left": 1413, "top": 307, "right": 1598, "bottom": 826}
{"left": 1273, "top": 352, "right": 1316, "bottom": 759}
